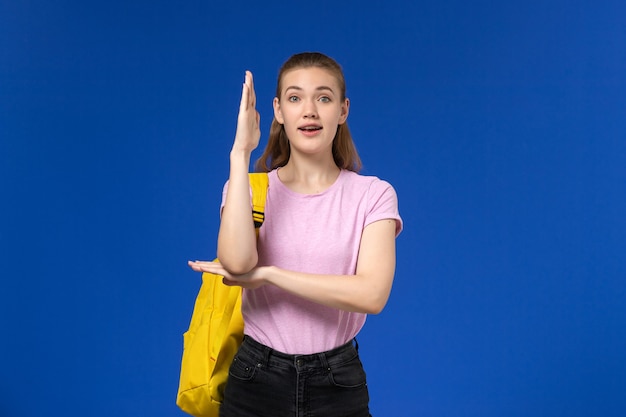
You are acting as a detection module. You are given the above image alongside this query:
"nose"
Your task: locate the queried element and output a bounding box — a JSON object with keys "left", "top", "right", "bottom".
{"left": 303, "top": 99, "right": 318, "bottom": 118}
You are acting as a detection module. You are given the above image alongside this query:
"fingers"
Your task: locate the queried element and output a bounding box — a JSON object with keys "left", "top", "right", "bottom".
{"left": 239, "top": 81, "right": 249, "bottom": 113}
{"left": 188, "top": 260, "right": 222, "bottom": 273}
{"left": 188, "top": 261, "right": 262, "bottom": 289}
{"left": 247, "top": 71, "right": 256, "bottom": 108}
{"left": 238, "top": 71, "right": 257, "bottom": 115}
{"left": 233, "top": 71, "right": 261, "bottom": 151}
{"left": 241, "top": 71, "right": 256, "bottom": 109}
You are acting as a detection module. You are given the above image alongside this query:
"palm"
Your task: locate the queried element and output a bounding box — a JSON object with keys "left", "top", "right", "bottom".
{"left": 233, "top": 71, "right": 261, "bottom": 152}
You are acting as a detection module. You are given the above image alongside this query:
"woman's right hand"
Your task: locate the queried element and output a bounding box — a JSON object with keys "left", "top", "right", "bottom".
{"left": 232, "top": 71, "right": 261, "bottom": 153}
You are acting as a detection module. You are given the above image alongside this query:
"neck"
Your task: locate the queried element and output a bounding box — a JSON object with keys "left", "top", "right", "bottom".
{"left": 278, "top": 154, "right": 341, "bottom": 194}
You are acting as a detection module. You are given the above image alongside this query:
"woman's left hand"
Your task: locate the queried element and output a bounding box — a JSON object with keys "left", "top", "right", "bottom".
{"left": 187, "top": 260, "right": 266, "bottom": 289}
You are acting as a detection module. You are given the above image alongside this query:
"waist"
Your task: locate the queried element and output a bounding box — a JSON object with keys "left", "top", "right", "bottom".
{"left": 240, "top": 335, "right": 360, "bottom": 371}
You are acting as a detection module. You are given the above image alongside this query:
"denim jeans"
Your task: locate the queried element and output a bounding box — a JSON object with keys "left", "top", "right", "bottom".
{"left": 220, "top": 336, "right": 372, "bottom": 417}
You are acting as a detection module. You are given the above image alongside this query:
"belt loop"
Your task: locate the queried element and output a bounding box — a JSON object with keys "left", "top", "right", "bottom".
{"left": 353, "top": 337, "right": 359, "bottom": 352}
{"left": 318, "top": 351, "right": 330, "bottom": 371}
{"left": 261, "top": 344, "right": 272, "bottom": 367}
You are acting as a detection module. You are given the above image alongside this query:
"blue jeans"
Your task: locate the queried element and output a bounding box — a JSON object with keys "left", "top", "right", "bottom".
{"left": 220, "top": 336, "right": 372, "bottom": 417}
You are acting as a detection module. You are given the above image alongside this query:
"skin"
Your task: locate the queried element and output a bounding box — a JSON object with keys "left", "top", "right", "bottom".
{"left": 272, "top": 66, "right": 348, "bottom": 193}
{"left": 188, "top": 68, "right": 397, "bottom": 315}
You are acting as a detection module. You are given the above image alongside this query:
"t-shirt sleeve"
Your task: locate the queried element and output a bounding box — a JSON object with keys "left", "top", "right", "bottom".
{"left": 365, "top": 179, "right": 403, "bottom": 236}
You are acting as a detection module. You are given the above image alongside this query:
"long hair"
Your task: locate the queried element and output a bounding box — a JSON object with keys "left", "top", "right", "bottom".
{"left": 255, "top": 52, "right": 362, "bottom": 173}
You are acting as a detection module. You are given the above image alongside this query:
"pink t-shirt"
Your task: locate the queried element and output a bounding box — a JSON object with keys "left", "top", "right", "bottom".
{"left": 222, "top": 169, "right": 402, "bottom": 354}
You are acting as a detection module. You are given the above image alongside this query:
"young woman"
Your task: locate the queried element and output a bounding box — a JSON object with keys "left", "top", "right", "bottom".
{"left": 189, "top": 52, "right": 402, "bottom": 417}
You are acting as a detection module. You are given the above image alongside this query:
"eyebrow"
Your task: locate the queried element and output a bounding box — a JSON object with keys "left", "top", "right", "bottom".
{"left": 284, "top": 85, "right": 336, "bottom": 94}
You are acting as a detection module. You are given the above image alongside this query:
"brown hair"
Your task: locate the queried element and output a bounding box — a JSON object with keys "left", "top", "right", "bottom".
{"left": 254, "top": 52, "right": 362, "bottom": 173}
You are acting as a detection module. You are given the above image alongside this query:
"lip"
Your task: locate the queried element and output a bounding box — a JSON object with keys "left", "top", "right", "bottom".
{"left": 297, "top": 123, "right": 323, "bottom": 130}
{"left": 297, "top": 123, "right": 323, "bottom": 137}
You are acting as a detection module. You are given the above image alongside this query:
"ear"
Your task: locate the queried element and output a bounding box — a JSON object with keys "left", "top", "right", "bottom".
{"left": 273, "top": 97, "right": 284, "bottom": 124}
{"left": 339, "top": 98, "right": 350, "bottom": 124}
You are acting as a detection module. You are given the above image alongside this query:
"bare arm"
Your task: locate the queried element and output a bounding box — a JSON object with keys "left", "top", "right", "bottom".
{"left": 190, "top": 219, "right": 398, "bottom": 314}
{"left": 216, "top": 71, "right": 261, "bottom": 274}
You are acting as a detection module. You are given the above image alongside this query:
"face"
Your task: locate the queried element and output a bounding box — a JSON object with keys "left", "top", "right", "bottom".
{"left": 273, "top": 67, "right": 349, "bottom": 158}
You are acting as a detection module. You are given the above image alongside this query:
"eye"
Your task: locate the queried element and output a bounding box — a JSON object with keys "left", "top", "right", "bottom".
{"left": 288, "top": 95, "right": 300, "bottom": 102}
{"left": 318, "top": 96, "right": 331, "bottom": 103}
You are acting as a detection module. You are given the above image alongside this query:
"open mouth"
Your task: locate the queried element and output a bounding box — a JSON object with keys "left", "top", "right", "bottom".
{"left": 298, "top": 126, "right": 322, "bottom": 132}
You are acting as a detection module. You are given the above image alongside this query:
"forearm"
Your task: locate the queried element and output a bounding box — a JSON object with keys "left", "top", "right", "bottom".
{"left": 262, "top": 266, "right": 394, "bottom": 315}
{"left": 217, "top": 150, "right": 258, "bottom": 274}
{"left": 257, "top": 220, "right": 397, "bottom": 314}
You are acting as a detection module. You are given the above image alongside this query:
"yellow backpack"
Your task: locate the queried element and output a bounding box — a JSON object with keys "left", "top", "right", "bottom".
{"left": 177, "top": 173, "right": 269, "bottom": 417}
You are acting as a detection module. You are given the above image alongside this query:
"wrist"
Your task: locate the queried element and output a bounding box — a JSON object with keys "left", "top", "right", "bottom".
{"left": 260, "top": 265, "right": 278, "bottom": 286}
{"left": 230, "top": 147, "right": 252, "bottom": 159}
{"left": 229, "top": 149, "right": 252, "bottom": 171}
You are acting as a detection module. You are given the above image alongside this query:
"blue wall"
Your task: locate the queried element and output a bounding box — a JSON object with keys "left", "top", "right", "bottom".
{"left": 2, "top": 1, "right": 625, "bottom": 416}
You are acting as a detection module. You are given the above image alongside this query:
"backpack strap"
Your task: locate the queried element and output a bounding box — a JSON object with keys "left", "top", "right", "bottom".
{"left": 249, "top": 173, "right": 269, "bottom": 230}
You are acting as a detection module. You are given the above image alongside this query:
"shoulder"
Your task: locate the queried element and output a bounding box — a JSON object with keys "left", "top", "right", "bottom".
{"left": 340, "top": 170, "right": 398, "bottom": 196}
{"left": 342, "top": 170, "right": 402, "bottom": 234}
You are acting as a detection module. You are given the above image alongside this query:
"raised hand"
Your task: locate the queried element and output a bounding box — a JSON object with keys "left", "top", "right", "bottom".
{"left": 232, "top": 71, "right": 261, "bottom": 153}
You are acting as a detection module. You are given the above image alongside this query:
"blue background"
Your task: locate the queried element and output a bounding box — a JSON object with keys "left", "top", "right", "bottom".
{"left": 2, "top": 1, "right": 625, "bottom": 416}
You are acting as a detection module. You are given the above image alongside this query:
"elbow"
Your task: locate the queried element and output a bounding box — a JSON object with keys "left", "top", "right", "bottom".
{"left": 225, "top": 263, "right": 256, "bottom": 276}
{"left": 216, "top": 228, "right": 258, "bottom": 275}
{"left": 357, "top": 292, "right": 389, "bottom": 315}
{"left": 358, "top": 280, "right": 392, "bottom": 315}
{"left": 216, "top": 251, "right": 258, "bottom": 275}
{"left": 364, "top": 299, "right": 387, "bottom": 315}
